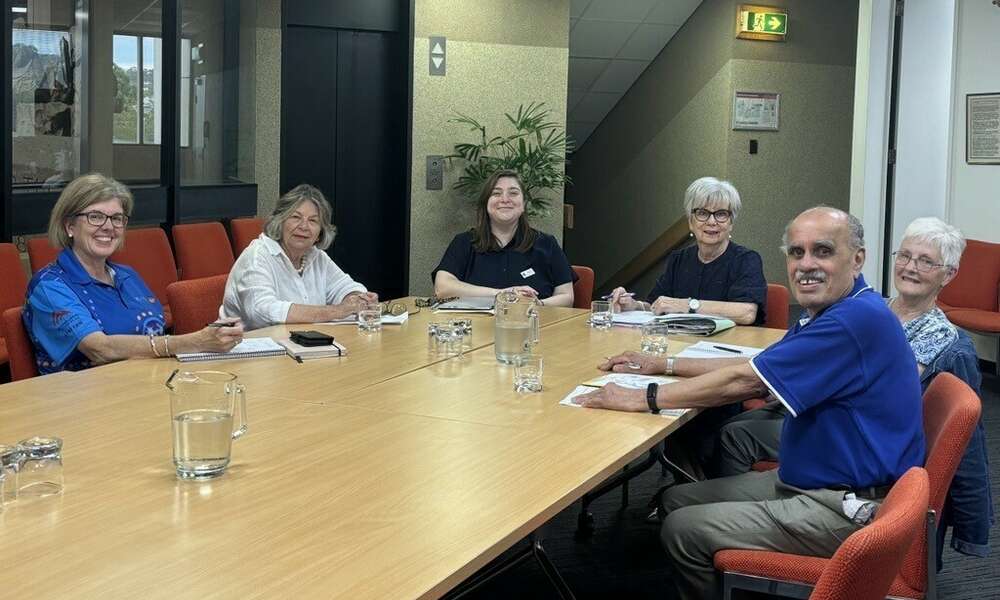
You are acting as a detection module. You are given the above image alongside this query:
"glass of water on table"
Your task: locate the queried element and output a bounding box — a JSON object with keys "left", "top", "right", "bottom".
{"left": 513, "top": 355, "right": 543, "bottom": 392}
{"left": 590, "top": 301, "right": 613, "bottom": 330}
{"left": 640, "top": 322, "right": 671, "bottom": 356}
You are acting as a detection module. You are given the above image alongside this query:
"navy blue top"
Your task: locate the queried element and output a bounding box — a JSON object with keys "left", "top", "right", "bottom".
{"left": 648, "top": 242, "right": 767, "bottom": 325}
{"left": 750, "top": 275, "right": 925, "bottom": 490}
{"left": 23, "top": 248, "right": 166, "bottom": 375}
{"left": 432, "top": 230, "right": 576, "bottom": 299}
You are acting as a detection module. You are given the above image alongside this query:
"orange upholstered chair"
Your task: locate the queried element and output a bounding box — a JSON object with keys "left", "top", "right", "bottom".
{"left": 110, "top": 228, "right": 178, "bottom": 327}
{"left": 571, "top": 265, "right": 595, "bottom": 309}
{"left": 2, "top": 307, "right": 38, "bottom": 381}
{"left": 936, "top": 239, "right": 1000, "bottom": 373}
{"left": 809, "top": 467, "right": 930, "bottom": 600}
{"left": 0, "top": 244, "right": 29, "bottom": 368}
{"left": 26, "top": 237, "right": 60, "bottom": 273}
{"left": 230, "top": 217, "right": 264, "bottom": 256}
{"left": 764, "top": 283, "right": 790, "bottom": 329}
{"left": 715, "top": 372, "right": 981, "bottom": 600}
{"left": 814, "top": 467, "right": 931, "bottom": 600}
{"left": 166, "top": 275, "right": 228, "bottom": 335}
{"left": 172, "top": 222, "right": 235, "bottom": 280}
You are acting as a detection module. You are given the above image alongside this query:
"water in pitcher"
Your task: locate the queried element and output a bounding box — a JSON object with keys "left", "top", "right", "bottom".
{"left": 172, "top": 409, "right": 234, "bottom": 479}
{"left": 495, "top": 322, "right": 531, "bottom": 364}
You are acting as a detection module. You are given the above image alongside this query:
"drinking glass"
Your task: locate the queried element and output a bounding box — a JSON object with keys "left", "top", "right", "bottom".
{"left": 590, "top": 301, "right": 613, "bottom": 330}
{"left": 640, "top": 323, "right": 671, "bottom": 356}
{"left": 358, "top": 307, "right": 382, "bottom": 332}
{"left": 17, "top": 436, "right": 63, "bottom": 497}
{"left": 513, "top": 355, "right": 544, "bottom": 392}
{"left": 0, "top": 444, "right": 25, "bottom": 503}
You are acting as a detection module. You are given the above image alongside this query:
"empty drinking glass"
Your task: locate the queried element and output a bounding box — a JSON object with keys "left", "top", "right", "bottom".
{"left": 0, "top": 444, "right": 24, "bottom": 504}
{"left": 590, "top": 301, "right": 613, "bottom": 330}
{"left": 17, "top": 436, "right": 63, "bottom": 497}
{"left": 358, "top": 307, "right": 382, "bottom": 332}
{"left": 640, "top": 323, "right": 671, "bottom": 356}
{"left": 513, "top": 355, "right": 543, "bottom": 392}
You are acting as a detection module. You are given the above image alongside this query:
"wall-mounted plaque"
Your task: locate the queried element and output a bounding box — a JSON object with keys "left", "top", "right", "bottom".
{"left": 967, "top": 93, "right": 1000, "bottom": 164}
{"left": 732, "top": 91, "right": 780, "bottom": 131}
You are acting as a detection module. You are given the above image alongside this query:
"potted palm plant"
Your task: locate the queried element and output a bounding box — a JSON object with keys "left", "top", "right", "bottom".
{"left": 446, "top": 102, "right": 573, "bottom": 217}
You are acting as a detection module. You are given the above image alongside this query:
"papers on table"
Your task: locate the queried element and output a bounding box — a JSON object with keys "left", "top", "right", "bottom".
{"left": 318, "top": 311, "right": 410, "bottom": 326}
{"left": 611, "top": 311, "right": 736, "bottom": 335}
{"left": 176, "top": 337, "right": 287, "bottom": 362}
{"left": 581, "top": 373, "right": 677, "bottom": 388}
{"left": 611, "top": 311, "right": 657, "bottom": 326}
{"left": 435, "top": 296, "right": 495, "bottom": 314}
{"left": 559, "top": 375, "right": 688, "bottom": 418}
{"left": 676, "top": 341, "right": 764, "bottom": 359}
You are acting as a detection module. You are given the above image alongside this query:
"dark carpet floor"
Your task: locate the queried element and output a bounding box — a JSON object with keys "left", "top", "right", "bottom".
{"left": 458, "top": 369, "right": 1000, "bottom": 600}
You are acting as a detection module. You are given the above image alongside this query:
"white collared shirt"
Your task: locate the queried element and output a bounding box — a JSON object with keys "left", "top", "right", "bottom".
{"left": 221, "top": 234, "right": 367, "bottom": 330}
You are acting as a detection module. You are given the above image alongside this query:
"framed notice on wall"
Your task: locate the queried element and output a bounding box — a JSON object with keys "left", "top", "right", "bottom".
{"left": 967, "top": 93, "right": 1000, "bottom": 164}
{"left": 732, "top": 91, "right": 779, "bottom": 131}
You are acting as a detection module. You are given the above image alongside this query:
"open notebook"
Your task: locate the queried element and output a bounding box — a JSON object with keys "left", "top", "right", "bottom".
{"left": 175, "top": 338, "right": 287, "bottom": 362}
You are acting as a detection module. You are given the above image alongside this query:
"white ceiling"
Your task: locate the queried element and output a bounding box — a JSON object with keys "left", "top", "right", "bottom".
{"left": 567, "top": 0, "right": 702, "bottom": 151}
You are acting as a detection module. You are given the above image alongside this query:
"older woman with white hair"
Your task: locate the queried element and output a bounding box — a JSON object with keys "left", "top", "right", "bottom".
{"left": 611, "top": 176, "right": 766, "bottom": 325}
{"left": 221, "top": 184, "right": 377, "bottom": 330}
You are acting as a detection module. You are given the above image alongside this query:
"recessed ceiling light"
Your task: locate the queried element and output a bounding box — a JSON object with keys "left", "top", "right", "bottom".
{"left": 12, "top": 7, "right": 27, "bottom": 13}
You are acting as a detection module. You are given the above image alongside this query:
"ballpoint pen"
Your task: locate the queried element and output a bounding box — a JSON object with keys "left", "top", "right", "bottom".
{"left": 712, "top": 345, "right": 742, "bottom": 355}
{"left": 601, "top": 292, "right": 635, "bottom": 300}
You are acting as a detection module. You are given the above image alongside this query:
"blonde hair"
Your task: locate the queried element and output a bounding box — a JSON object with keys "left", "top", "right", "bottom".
{"left": 47, "top": 173, "right": 134, "bottom": 249}
{"left": 265, "top": 184, "right": 337, "bottom": 251}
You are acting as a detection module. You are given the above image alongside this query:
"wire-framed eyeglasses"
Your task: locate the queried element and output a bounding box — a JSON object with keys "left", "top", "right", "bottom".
{"left": 75, "top": 211, "right": 128, "bottom": 228}
{"left": 691, "top": 208, "right": 732, "bottom": 223}
{"left": 892, "top": 251, "right": 948, "bottom": 273}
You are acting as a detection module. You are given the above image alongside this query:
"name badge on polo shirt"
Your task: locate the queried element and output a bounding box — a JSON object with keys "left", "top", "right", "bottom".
{"left": 520, "top": 268, "right": 536, "bottom": 279}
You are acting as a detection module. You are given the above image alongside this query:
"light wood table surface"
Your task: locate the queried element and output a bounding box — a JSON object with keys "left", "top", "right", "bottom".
{"left": 0, "top": 305, "right": 785, "bottom": 599}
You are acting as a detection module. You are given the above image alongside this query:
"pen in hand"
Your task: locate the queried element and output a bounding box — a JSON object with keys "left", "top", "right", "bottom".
{"left": 601, "top": 292, "right": 635, "bottom": 300}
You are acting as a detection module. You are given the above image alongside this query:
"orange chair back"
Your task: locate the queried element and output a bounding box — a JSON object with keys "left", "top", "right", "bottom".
{"left": 0, "top": 244, "right": 29, "bottom": 316}
{"left": 172, "top": 222, "right": 235, "bottom": 280}
{"left": 166, "top": 275, "right": 228, "bottom": 335}
{"left": 2, "top": 307, "right": 38, "bottom": 381}
{"left": 571, "top": 265, "right": 595, "bottom": 309}
{"left": 810, "top": 467, "right": 929, "bottom": 600}
{"left": 764, "top": 283, "right": 790, "bottom": 329}
{"left": 230, "top": 217, "right": 264, "bottom": 256}
{"left": 896, "top": 373, "right": 981, "bottom": 593}
{"left": 26, "top": 238, "right": 60, "bottom": 273}
{"left": 110, "top": 228, "right": 178, "bottom": 323}
{"left": 937, "top": 239, "right": 1000, "bottom": 312}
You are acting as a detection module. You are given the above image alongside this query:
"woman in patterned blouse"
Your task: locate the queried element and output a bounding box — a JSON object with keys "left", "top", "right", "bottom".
{"left": 887, "top": 217, "right": 965, "bottom": 369}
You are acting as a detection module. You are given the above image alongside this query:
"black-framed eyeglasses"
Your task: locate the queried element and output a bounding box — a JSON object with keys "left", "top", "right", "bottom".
{"left": 892, "top": 251, "right": 947, "bottom": 273}
{"left": 75, "top": 211, "right": 128, "bottom": 228}
{"left": 691, "top": 208, "right": 732, "bottom": 223}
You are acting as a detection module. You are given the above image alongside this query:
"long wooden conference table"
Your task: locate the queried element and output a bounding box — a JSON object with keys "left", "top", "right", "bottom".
{"left": 0, "top": 300, "right": 784, "bottom": 598}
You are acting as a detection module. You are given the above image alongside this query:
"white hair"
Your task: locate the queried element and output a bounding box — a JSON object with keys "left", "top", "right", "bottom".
{"left": 683, "top": 177, "right": 742, "bottom": 221}
{"left": 901, "top": 217, "right": 965, "bottom": 268}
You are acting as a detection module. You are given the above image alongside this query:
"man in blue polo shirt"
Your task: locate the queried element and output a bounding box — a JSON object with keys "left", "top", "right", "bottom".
{"left": 577, "top": 207, "right": 925, "bottom": 600}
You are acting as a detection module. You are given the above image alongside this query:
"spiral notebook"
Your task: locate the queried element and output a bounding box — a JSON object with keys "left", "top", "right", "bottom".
{"left": 176, "top": 337, "right": 288, "bottom": 362}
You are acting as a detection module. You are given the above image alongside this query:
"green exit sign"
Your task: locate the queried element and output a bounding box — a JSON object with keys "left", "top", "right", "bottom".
{"left": 737, "top": 5, "right": 789, "bottom": 41}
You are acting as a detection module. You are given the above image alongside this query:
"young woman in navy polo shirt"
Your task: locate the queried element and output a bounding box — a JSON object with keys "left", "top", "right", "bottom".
{"left": 432, "top": 169, "right": 575, "bottom": 306}
{"left": 23, "top": 174, "right": 244, "bottom": 375}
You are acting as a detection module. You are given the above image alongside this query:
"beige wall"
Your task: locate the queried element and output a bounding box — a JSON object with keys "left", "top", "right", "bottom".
{"left": 408, "top": 0, "right": 570, "bottom": 295}
{"left": 254, "top": 0, "right": 281, "bottom": 216}
{"left": 565, "top": 0, "right": 858, "bottom": 292}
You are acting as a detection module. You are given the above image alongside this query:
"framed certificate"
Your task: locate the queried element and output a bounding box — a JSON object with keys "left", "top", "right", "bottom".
{"left": 967, "top": 93, "right": 1000, "bottom": 164}
{"left": 732, "top": 91, "right": 779, "bottom": 131}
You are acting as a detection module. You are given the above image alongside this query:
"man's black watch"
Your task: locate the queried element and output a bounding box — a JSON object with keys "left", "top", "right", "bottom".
{"left": 646, "top": 382, "right": 660, "bottom": 414}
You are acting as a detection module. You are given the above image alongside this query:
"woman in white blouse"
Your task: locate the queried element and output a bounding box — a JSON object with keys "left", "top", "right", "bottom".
{"left": 221, "top": 184, "right": 377, "bottom": 330}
